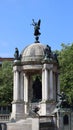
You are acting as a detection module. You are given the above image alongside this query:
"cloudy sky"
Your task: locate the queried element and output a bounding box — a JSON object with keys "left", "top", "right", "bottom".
{"left": 0, "top": 0, "right": 73, "bottom": 57}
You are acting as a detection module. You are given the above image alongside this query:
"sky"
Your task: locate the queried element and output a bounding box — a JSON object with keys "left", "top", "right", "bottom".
{"left": 0, "top": 0, "right": 73, "bottom": 57}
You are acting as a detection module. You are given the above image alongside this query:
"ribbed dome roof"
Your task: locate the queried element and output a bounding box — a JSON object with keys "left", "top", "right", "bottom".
{"left": 21, "top": 43, "right": 45, "bottom": 62}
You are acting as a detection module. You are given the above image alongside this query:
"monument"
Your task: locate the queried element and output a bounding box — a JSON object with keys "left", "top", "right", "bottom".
{"left": 6, "top": 20, "right": 73, "bottom": 130}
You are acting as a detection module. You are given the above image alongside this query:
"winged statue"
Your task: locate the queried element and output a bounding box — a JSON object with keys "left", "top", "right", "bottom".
{"left": 32, "top": 19, "right": 41, "bottom": 36}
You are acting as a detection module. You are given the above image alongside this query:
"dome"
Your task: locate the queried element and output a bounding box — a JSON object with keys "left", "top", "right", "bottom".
{"left": 21, "top": 43, "right": 45, "bottom": 62}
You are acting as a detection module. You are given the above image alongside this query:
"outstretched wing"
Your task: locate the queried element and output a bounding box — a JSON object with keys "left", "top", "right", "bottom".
{"left": 38, "top": 19, "right": 41, "bottom": 26}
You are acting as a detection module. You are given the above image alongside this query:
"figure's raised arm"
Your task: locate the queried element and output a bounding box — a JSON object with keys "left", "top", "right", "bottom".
{"left": 32, "top": 19, "right": 36, "bottom": 26}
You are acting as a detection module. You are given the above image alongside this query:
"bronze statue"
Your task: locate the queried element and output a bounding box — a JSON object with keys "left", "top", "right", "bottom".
{"left": 32, "top": 19, "right": 41, "bottom": 36}
{"left": 57, "top": 92, "right": 66, "bottom": 102}
{"left": 32, "top": 76, "right": 42, "bottom": 102}
{"left": 44, "top": 45, "right": 52, "bottom": 59}
{"left": 53, "top": 53, "right": 58, "bottom": 63}
{"left": 14, "top": 48, "right": 20, "bottom": 60}
{"left": 32, "top": 19, "right": 41, "bottom": 43}
{"left": 56, "top": 92, "right": 70, "bottom": 108}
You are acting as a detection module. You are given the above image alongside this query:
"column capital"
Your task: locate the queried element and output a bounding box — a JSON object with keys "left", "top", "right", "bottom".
{"left": 13, "top": 66, "right": 22, "bottom": 72}
{"left": 42, "top": 63, "right": 53, "bottom": 71}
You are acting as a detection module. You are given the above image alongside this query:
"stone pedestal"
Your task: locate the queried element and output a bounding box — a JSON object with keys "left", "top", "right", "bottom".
{"left": 10, "top": 101, "right": 24, "bottom": 120}
{"left": 7, "top": 118, "right": 39, "bottom": 130}
{"left": 40, "top": 101, "right": 56, "bottom": 116}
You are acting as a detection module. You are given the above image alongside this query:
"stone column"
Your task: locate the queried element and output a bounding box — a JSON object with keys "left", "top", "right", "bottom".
{"left": 13, "top": 71, "right": 16, "bottom": 101}
{"left": 20, "top": 71, "right": 24, "bottom": 101}
{"left": 11, "top": 66, "right": 24, "bottom": 120}
{"left": 13, "top": 70, "right": 20, "bottom": 101}
{"left": 49, "top": 69, "right": 53, "bottom": 100}
{"left": 15, "top": 70, "right": 20, "bottom": 100}
{"left": 42, "top": 69, "right": 45, "bottom": 100}
{"left": 24, "top": 73, "right": 29, "bottom": 114}
{"left": 53, "top": 72, "right": 56, "bottom": 101}
{"left": 44, "top": 68, "right": 49, "bottom": 100}
{"left": 42, "top": 64, "right": 49, "bottom": 101}
{"left": 41, "top": 64, "right": 49, "bottom": 115}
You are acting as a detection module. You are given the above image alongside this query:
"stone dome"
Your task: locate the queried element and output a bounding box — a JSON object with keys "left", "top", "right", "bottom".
{"left": 21, "top": 43, "right": 45, "bottom": 62}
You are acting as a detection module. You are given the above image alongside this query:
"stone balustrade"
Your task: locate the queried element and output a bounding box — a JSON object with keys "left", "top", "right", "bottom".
{"left": 0, "top": 114, "right": 10, "bottom": 121}
{"left": 0, "top": 106, "right": 11, "bottom": 121}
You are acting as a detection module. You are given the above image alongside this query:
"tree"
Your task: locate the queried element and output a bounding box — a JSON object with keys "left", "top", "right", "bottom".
{"left": 58, "top": 43, "right": 73, "bottom": 104}
{"left": 0, "top": 61, "right": 13, "bottom": 105}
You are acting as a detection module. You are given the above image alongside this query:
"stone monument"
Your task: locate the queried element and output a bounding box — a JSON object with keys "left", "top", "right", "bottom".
{"left": 6, "top": 20, "right": 73, "bottom": 130}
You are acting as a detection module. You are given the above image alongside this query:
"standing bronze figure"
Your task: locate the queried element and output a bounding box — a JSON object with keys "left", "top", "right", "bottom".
{"left": 14, "top": 48, "right": 20, "bottom": 60}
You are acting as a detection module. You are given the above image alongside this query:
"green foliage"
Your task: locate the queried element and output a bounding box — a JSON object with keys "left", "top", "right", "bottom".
{"left": 0, "top": 61, "right": 13, "bottom": 105}
{"left": 58, "top": 43, "right": 73, "bottom": 104}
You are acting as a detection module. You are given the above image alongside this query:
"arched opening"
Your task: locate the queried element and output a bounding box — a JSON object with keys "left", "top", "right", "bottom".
{"left": 63, "top": 114, "right": 69, "bottom": 125}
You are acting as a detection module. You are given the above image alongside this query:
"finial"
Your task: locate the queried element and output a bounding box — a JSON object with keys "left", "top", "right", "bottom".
{"left": 32, "top": 19, "right": 41, "bottom": 43}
